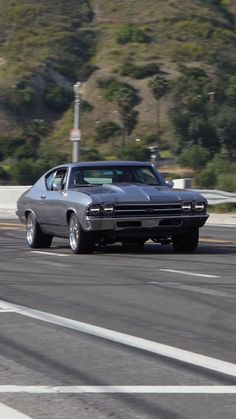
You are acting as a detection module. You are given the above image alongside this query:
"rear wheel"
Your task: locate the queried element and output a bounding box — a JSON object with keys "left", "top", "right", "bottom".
{"left": 26, "top": 212, "right": 52, "bottom": 248}
{"left": 172, "top": 228, "right": 199, "bottom": 253}
{"left": 69, "top": 213, "right": 94, "bottom": 254}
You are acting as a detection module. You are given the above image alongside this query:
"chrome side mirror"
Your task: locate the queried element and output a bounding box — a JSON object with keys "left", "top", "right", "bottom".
{"left": 166, "top": 180, "right": 174, "bottom": 188}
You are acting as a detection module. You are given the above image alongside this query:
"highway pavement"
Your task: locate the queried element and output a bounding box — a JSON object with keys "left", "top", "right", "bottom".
{"left": 0, "top": 220, "right": 235, "bottom": 418}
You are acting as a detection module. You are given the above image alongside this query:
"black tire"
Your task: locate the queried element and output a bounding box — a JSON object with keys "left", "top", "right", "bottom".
{"left": 172, "top": 228, "right": 199, "bottom": 253}
{"left": 68, "top": 213, "right": 94, "bottom": 254}
{"left": 26, "top": 212, "right": 52, "bottom": 249}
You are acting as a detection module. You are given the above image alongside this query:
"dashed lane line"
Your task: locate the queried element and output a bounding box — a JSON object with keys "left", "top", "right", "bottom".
{"left": 30, "top": 250, "right": 69, "bottom": 257}
{"left": 1, "top": 299, "right": 236, "bottom": 379}
{"left": 159, "top": 269, "right": 220, "bottom": 278}
{"left": 0, "top": 386, "right": 236, "bottom": 394}
{"left": 199, "top": 236, "right": 236, "bottom": 244}
{"left": 149, "top": 282, "right": 234, "bottom": 298}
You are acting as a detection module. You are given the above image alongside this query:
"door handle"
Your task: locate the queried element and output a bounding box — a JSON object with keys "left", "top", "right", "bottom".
{"left": 40, "top": 195, "right": 46, "bottom": 199}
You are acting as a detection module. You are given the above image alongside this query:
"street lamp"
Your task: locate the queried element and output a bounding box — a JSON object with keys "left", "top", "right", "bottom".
{"left": 208, "top": 91, "right": 215, "bottom": 107}
{"left": 148, "top": 145, "right": 159, "bottom": 167}
{"left": 71, "top": 81, "right": 82, "bottom": 162}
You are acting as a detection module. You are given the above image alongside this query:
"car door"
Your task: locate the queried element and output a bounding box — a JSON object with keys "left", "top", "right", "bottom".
{"left": 39, "top": 167, "right": 69, "bottom": 236}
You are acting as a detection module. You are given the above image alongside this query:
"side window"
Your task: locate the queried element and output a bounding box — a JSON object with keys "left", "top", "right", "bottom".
{"left": 45, "top": 171, "right": 56, "bottom": 191}
{"left": 45, "top": 169, "right": 67, "bottom": 191}
{"left": 136, "top": 168, "right": 159, "bottom": 185}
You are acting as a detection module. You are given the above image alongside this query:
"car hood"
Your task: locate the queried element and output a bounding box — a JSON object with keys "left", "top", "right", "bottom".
{"left": 74, "top": 184, "right": 206, "bottom": 204}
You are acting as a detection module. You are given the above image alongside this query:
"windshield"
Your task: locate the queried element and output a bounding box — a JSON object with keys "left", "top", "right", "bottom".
{"left": 68, "top": 166, "right": 164, "bottom": 188}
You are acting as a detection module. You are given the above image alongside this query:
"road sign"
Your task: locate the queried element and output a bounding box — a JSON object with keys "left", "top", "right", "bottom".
{"left": 70, "top": 128, "right": 81, "bottom": 142}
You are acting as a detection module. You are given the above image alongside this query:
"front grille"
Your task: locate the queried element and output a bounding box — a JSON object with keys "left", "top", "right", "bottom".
{"left": 114, "top": 203, "right": 182, "bottom": 217}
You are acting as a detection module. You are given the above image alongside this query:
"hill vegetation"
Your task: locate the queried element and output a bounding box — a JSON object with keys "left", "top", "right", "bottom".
{"left": 0, "top": 0, "right": 235, "bottom": 192}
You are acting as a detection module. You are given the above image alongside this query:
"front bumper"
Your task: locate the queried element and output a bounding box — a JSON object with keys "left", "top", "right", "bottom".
{"left": 83, "top": 213, "right": 209, "bottom": 232}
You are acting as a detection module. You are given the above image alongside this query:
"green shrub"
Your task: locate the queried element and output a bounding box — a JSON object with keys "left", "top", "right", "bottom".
{"left": 178, "top": 144, "right": 209, "bottom": 170}
{"left": 172, "top": 42, "right": 204, "bottom": 62}
{"left": 120, "top": 62, "right": 160, "bottom": 79}
{"left": 14, "top": 144, "right": 36, "bottom": 160}
{"left": 217, "top": 173, "right": 236, "bottom": 192}
{"left": 0, "top": 137, "right": 25, "bottom": 160}
{"left": 43, "top": 86, "right": 73, "bottom": 112}
{"left": 95, "top": 121, "right": 122, "bottom": 142}
{"left": 97, "top": 78, "right": 139, "bottom": 106}
{"left": 175, "top": 20, "right": 213, "bottom": 39}
{"left": 194, "top": 155, "right": 236, "bottom": 191}
{"left": 11, "top": 159, "right": 46, "bottom": 185}
{"left": 115, "top": 24, "right": 148, "bottom": 45}
{"left": 1, "top": 86, "right": 36, "bottom": 111}
{"left": 0, "top": 165, "right": 9, "bottom": 182}
{"left": 194, "top": 166, "right": 217, "bottom": 188}
{"left": 117, "top": 142, "right": 150, "bottom": 161}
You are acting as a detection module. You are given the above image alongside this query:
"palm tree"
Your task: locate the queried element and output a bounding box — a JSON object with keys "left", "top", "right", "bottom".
{"left": 148, "top": 75, "right": 169, "bottom": 146}
{"left": 114, "top": 87, "right": 139, "bottom": 146}
{"left": 24, "top": 119, "right": 49, "bottom": 156}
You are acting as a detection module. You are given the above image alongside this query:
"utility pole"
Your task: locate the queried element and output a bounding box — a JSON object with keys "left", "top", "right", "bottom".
{"left": 71, "top": 81, "right": 81, "bottom": 162}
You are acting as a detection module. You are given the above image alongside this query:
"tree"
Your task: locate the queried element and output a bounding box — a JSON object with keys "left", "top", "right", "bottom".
{"left": 148, "top": 75, "right": 170, "bottom": 144}
{"left": 112, "top": 86, "right": 139, "bottom": 145}
{"left": 117, "top": 142, "right": 150, "bottom": 161}
{"left": 98, "top": 79, "right": 140, "bottom": 145}
{"left": 178, "top": 144, "right": 209, "bottom": 170}
{"left": 95, "top": 121, "right": 121, "bottom": 142}
{"left": 214, "top": 106, "right": 236, "bottom": 156}
{"left": 44, "top": 85, "right": 73, "bottom": 112}
{"left": 115, "top": 24, "right": 148, "bottom": 45}
{"left": 24, "top": 119, "right": 49, "bottom": 156}
{"left": 188, "top": 117, "right": 221, "bottom": 154}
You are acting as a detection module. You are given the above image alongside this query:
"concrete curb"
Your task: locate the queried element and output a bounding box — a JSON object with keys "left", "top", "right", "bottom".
{"left": 206, "top": 213, "right": 236, "bottom": 226}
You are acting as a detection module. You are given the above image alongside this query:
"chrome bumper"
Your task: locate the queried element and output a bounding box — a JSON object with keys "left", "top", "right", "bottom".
{"left": 83, "top": 214, "right": 209, "bottom": 232}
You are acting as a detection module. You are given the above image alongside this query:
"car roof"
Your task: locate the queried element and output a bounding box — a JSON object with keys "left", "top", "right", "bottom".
{"left": 56, "top": 161, "right": 153, "bottom": 169}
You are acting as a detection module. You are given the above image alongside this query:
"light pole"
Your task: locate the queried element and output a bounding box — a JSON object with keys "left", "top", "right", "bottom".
{"left": 71, "top": 81, "right": 82, "bottom": 162}
{"left": 208, "top": 91, "right": 215, "bottom": 107}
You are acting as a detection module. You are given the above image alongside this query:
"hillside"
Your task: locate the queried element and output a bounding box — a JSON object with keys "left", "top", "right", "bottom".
{"left": 0, "top": 0, "right": 236, "bottom": 177}
{"left": 82, "top": 0, "right": 236, "bottom": 156}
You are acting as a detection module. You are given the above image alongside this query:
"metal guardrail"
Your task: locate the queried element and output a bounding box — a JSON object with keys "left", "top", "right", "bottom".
{"left": 194, "top": 189, "right": 236, "bottom": 205}
{"left": 0, "top": 186, "right": 235, "bottom": 209}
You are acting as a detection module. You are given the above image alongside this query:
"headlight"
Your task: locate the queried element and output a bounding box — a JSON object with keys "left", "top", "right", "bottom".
{"left": 103, "top": 203, "right": 114, "bottom": 215}
{"left": 194, "top": 201, "right": 205, "bottom": 212}
{"left": 182, "top": 202, "right": 192, "bottom": 212}
{"left": 88, "top": 204, "right": 101, "bottom": 216}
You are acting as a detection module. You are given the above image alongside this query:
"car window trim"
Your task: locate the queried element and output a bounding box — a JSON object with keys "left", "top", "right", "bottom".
{"left": 45, "top": 167, "right": 68, "bottom": 191}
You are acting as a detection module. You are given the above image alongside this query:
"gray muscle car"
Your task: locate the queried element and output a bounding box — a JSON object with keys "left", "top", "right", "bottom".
{"left": 16, "top": 161, "right": 208, "bottom": 254}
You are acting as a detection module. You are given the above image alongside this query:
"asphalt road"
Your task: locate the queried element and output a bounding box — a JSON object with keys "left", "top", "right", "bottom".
{"left": 0, "top": 220, "right": 236, "bottom": 419}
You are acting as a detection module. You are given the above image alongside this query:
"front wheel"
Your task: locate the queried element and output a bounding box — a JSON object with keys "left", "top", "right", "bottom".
{"left": 172, "top": 228, "right": 199, "bottom": 253}
{"left": 69, "top": 213, "right": 94, "bottom": 254}
{"left": 26, "top": 212, "right": 52, "bottom": 248}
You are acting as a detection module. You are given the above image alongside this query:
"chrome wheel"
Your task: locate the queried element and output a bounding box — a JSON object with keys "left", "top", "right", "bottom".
{"left": 26, "top": 212, "right": 52, "bottom": 249}
{"left": 26, "top": 213, "right": 35, "bottom": 246}
{"left": 69, "top": 215, "right": 79, "bottom": 251}
{"left": 68, "top": 213, "right": 94, "bottom": 254}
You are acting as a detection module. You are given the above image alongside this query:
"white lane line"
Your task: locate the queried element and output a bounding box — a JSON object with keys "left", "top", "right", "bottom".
{"left": 0, "top": 402, "right": 32, "bottom": 418}
{"left": 30, "top": 251, "right": 69, "bottom": 257}
{"left": 169, "top": 284, "right": 234, "bottom": 298}
{"left": 1, "top": 300, "right": 236, "bottom": 379}
{"left": 149, "top": 282, "right": 235, "bottom": 298}
{"left": 0, "top": 386, "right": 236, "bottom": 394}
{"left": 32, "top": 259, "right": 70, "bottom": 268}
{"left": 160, "top": 269, "right": 220, "bottom": 278}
